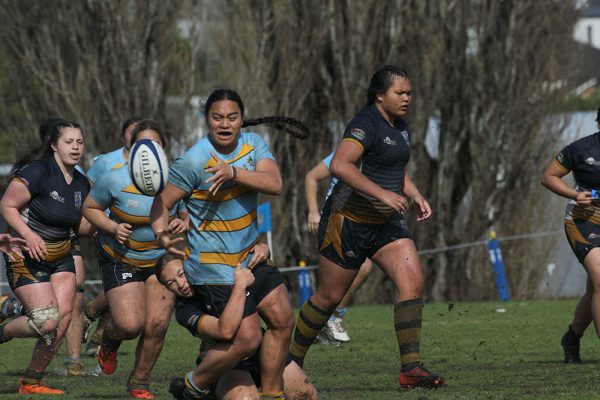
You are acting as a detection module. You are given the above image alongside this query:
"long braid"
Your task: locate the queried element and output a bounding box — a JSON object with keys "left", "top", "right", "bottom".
{"left": 243, "top": 116, "right": 310, "bottom": 139}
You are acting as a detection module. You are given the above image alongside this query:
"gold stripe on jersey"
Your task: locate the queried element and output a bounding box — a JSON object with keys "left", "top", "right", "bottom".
{"left": 110, "top": 205, "right": 150, "bottom": 225}
{"left": 101, "top": 244, "right": 158, "bottom": 268}
{"left": 126, "top": 237, "right": 161, "bottom": 251}
{"left": 319, "top": 212, "right": 345, "bottom": 260}
{"left": 341, "top": 207, "right": 390, "bottom": 224}
{"left": 341, "top": 137, "right": 364, "bottom": 151}
{"left": 204, "top": 143, "right": 254, "bottom": 169}
{"left": 112, "top": 162, "right": 125, "bottom": 170}
{"left": 191, "top": 185, "right": 250, "bottom": 202}
{"left": 44, "top": 240, "right": 72, "bottom": 262}
{"left": 199, "top": 238, "right": 260, "bottom": 267}
{"left": 552, "top": 158, "right": 569, "bottom": 173}
{"left": 199, "top": 210, "right": 257, "bottom": 232}
{"left": 122, "top": 184, "right": 143, "bottom": 195}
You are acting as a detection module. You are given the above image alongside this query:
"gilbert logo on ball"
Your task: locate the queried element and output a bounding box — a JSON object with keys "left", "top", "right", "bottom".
{"left": 128, "top": 139, "right": 169, "bottom": 196}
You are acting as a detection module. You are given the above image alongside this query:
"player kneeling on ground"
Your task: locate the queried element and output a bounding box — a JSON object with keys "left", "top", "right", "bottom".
{"left": 156, "top": 254, "right": 318, "bottom": 400}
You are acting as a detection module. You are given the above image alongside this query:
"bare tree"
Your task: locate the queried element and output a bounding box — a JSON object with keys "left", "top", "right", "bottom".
{"left": 201, "top": 0, "right": 580, "bottom": 302}
{"left": 0, "top": 0, "right": 197, "bottom": 163}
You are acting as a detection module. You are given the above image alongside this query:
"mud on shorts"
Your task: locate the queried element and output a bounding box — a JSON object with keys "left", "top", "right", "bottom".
{"left": 98, "top": 246, "right": 158, "bottom": 293}
{"left": 564, "top": 202, "right": 600, "bottom": 264}
{"left": 4, "top": 241, "right": 75, "bottom": 290}
{"left": 318, "top": 197, "right": 413, "bottom": 269}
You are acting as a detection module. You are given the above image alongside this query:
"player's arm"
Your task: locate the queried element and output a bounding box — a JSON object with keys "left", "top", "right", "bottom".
{"left": 205, "top": 151, "right": 282, "bottom": 196}
{"left": 0, "top": 179, "right": 46, "bottom": 260}
{"left": 330, "top": 141, "right": 410, "bottom": 213}
{"left": 198, "top": 267, "right": 255, "bottom": 341}
{"left": 77, "top": 216, "right": 96, "bottom": 237}
{"left": 403, "top": 172, "right": 432, "bottom": 221}
{"left": 305, "top": 161, "right": 330, "bottom": 234}
{"left": 541, "top": 159, "right": 593, "bottom": 205}
{"left": 82, "top": 195, "right": 131, "bottom": 245}
{"left": 150, "top": 183, "right": 188, "bottom": 257}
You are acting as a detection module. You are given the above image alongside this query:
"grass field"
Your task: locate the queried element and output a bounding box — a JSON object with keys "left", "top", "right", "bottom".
{"left": 0, "top": 300, "right": 596, "bottom": 399}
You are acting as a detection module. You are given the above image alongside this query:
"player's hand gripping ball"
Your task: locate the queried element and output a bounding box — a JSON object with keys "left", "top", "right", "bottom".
{"left": 129, "top": 139, "right": 169, "bottom": 196}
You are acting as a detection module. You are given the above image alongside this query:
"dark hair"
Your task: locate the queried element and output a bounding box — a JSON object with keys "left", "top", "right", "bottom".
{"left": 12, "top": 118, "right": 82, "bottom": 177}
{"left": 203, "top": 88, "right": 310, "bottom": 139}
{"left": 155, "top": 253, "right": 178, "bottom": 285}
{"left": 129, "top": 119, "right": 169, "bottom": 149}
{"left": 121, "top": 117, "right": 142, "bottom": 137}
{"left": 366, "top": 65, "right": 409, "bottom": 105}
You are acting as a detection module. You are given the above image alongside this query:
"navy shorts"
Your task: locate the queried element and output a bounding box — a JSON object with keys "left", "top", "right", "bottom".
{"left": 4, "top": 248, "right": 75, "bottom": 290}
{"left": 565, "top": 202, "right": 600, "bottom": 263}
{"left": 318, "top": 197, "right": 413, "bottom": 269}
{"left": 99, "top": 246, "right": 157, "bottom": 293}
{"left": 176, "top": 261, "right": 285, "bottom": 335}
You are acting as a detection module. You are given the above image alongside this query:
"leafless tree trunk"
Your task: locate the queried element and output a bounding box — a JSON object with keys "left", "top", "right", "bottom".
{"left": 0, "top": 0, "right": 197, "bottom": 163}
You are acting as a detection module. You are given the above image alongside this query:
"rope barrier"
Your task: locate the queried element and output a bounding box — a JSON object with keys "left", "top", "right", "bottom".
{"left": 0, "top": 229, "right": 565, "bottom": 288}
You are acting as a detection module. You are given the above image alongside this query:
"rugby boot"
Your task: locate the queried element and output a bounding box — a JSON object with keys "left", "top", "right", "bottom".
{"left": 97, "top": 345, "right": 118, "bottom": 375}
{"left": 128, "top": 374, "right": 155, "bottom": 399}
{"left": 561, "top": 331, "right": 582, "bottom": 364}
{"left": 19, "top": 380, "right": 65, "bottom": 395}
{"left": 399, "top": 364, "right": 445, "bottom": 389}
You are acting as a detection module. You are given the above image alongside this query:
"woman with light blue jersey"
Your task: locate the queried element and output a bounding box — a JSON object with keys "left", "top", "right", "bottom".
{"left": 83, "top": 120, "right": 188, "bottom": 399}
{"left": 150, "top": 88, "right": 309, "bottom": 400}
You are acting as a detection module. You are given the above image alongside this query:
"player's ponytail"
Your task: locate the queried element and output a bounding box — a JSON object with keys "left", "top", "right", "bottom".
{"left": 204, "top": 88, "right": 310, "bottom": 139}
{"left": 243, "top": 116, "right": 310, "bottom": 139}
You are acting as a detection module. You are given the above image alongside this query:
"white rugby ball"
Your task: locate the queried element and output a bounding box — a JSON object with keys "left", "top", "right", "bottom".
{"left": 128, "top": 139, "right": 169, "bottom": 196}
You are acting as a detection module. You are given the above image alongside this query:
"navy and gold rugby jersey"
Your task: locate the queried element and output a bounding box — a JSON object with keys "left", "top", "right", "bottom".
{"left": 555, "top": 132, "right": 600, "bottom": 191}
{"left": 331, "top": 104, "right": 411, "bottom": 224}
{"left": 15, "top": 157, "right": 90, "bottom": 242}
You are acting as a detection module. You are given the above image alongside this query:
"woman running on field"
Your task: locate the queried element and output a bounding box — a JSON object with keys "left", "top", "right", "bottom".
{"left": 291, "top": 65, "right": 444, "bottom": 389}
{"left": 83, "top": 120, "right": 188, "bottom": 399}
{"left": 150, "top": 88, "right": 308, "bottom": 399}
{"left": 541, "top": 108, "right": 600, "bottom": 364}
{"left": 0, "top": 118, "right": 92, "bottom": 394}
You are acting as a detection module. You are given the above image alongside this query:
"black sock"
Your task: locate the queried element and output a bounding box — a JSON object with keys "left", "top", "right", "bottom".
{"left": 564, "top": 325, "right": 583, "bottom": 346}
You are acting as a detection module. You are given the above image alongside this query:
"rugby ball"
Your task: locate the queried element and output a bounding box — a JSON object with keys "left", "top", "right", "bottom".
{"left": 128, "top": 139, "right": 169, "bottom": 196}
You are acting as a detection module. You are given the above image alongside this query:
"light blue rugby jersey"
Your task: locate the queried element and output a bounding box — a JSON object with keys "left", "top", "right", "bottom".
{"left": 90, "top": 164, "right": 179, "bottom": 267}
{"left": 169, "top": 132, "right": 275, "bottom": 285}
{"left": 322, "top": 152, "right": 338, "bottom": 199}
{"left": 87, "top": 147, "right": 127, "bottom": 183}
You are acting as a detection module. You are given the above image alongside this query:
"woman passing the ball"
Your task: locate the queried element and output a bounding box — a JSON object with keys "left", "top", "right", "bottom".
{"left": 150, "top": 89, "right": 309, "bottom": 399}
{"left": 290, "top": 65, "right": 444, "bottom": 389}
{"left": 0, "top": 118, "right": 92, "bottom": 394}
{"left": 82, "top": 119, "right": 188, "bottom": 399}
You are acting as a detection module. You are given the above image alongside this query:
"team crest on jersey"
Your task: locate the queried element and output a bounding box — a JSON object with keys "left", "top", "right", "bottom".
{"left": 50, "top": 191, "right": 65, "bottom": 203}
{"left": 400, "top": 130, "right": 410, "bottom": 145}
{"left": 246, "top": 155, "right": 255, "bottom": 169}
{"left": 556, "top": 152, "right": 564, "bottom": 164}
{"left": 74, "top": 192, "right": 82, "bottom": 208}
{"left": 350, "top": 128, "right": 366, "bottom": 141}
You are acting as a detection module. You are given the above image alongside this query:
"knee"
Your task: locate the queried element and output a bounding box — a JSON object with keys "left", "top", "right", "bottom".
{"left": 312, "top": 291, "right": 341, "bottom": 312}
{"left": 233, "top": 327, "right": 261, "bottom": 358}
{"left": 266, "top": 306, "right": 295, "bottom": 333}
{"left": 25, "top": 306, "right": 60, "bottom": 336}
{"left": 117, "top": 320, "right": 144, "bottom": 339}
